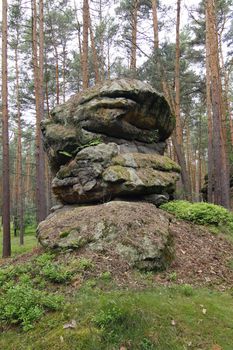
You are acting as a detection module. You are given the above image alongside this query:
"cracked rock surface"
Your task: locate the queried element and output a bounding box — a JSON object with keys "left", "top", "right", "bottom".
{"left": 38, "top": 79, "right": 180, "bottom": 271}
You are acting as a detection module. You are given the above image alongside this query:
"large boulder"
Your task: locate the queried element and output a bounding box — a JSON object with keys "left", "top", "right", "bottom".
{"left": 37, "top": 201, "right": 174, "bottom": 271}
{"left": 41, "top": 79, "right": 175, "bottom": 174}
{"left": 38, "top": 79, "right": 180, "bottom": 272}
{"left": 52, "top": 143, "right": 180, "bottom": 204}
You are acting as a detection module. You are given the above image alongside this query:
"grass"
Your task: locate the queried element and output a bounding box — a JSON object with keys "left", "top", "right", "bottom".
{"left": 0, "top": 221, "right": 233, "bottom": 349}
{"left": 0, "top": 224, "right": 38, "bottom": 257}
{"left": 0, "top": 285, "right": 233, "bottom": 349}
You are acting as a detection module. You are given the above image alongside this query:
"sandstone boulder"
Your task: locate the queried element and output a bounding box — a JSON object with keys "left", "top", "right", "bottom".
{"left": 37, "top": 201, "right": 174, "bottom": 271}
{"left": 41, "top": 79, "right": 175, "bottom": 174}
{"left": 52, "top": 142, "right": 180, "bottom": 204}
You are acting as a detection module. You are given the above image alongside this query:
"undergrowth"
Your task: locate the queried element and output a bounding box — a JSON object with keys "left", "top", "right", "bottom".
{"left": 161, "top": 200, "right": 233, "bottom": 229}
{"left": 1, "top": 285, "right": 233, "bottom": 349}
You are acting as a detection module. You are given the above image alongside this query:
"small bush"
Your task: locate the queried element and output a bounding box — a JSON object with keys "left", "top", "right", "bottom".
{"left": 35, "top": 253, "right": 55, "bottom": 266}
{"left": 41, "top": 263, "right": 73, "bottom": 284}
{"left": 92, "top": 301, "right": 126, "bottom": 329}
{"left": 161, "top": 200, "right": 233, "bottom": 226}
{"left": 0, "top": 264, "right": 31, "bottom": 287}
{"left": 179, "top": 284, "right": 195, "bottom": 297}
{"left": 0, "top": 278, "right": 63, "bottom": 331}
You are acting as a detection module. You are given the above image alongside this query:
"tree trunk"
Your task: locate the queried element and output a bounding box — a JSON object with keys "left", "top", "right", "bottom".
{"left": 88, "top": 6, "right": 100, "bottom": 84}
{"left": 205, "top": 12, "right": 214, "bottom": 203}
{"left": 15, "top": 44, "right": 24, "bottom": 245}
{"left": 206, "top": 0, "right": 230, "bottom": 208}
{"left": 32, "top": 0, "right": 47, "bottom": 223}
{"left": 130, "top": 0, "right": 138, "bottom": 73}
{"left": 151, "top": 0, "right": 191, "bottom": 200}
{"left": 2, "top": 0, "right": 11, "bottom": 257}
{"left": 173, "top": 0, "right": 192, "bottom": 200}
{"left": 82, "top": 0, "right": 89, "bottom": 89}
{"left": 62, "top": 44, "right": 67, "bottom": 103}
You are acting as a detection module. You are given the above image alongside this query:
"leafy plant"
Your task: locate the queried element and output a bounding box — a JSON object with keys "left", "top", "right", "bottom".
{"left": 76, "top": 258, "right": 94, "bottom": 271}
{"left": 92, "top": 301, "right": 126, "bottom": 330}
{"left": 0, "top": 278, "right": 63, "bottom": 331}
{"left": 58, "top": 150, "right": 72, "bottom": 157}
{"left": 41, "top": 263, "right": 73, "bottom": 284}
{"left": 74, "top": 138, "right": 102, "bottom": 154}
{"left": 161, "top": 200, "right": 233, "bottom": 226}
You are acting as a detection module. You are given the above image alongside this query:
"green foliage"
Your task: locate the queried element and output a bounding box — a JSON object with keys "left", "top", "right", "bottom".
{"left": 139, "top": 338, "right": 154, "bottom": 350}
{"left": 0, "top": 278, "right": 63, "bottom": 331}
{"left": 168, "top": 271, "right": 177, "bottom": 282}
{"left": 0, "top": 264, "right": 31, "bottom": 287}
{"left": 161, "top": 200, "right": 233, "bottom": 226}
{"left": 75, "top": 258, "right": 94, "bottom": 271}
{"left": 74, "top": 138, "right": 102, "bottom": 154}
{"left": 99, "top": 271, "right": 112, "bottom": 281}
{"left": 92, "top": 301, "right": 126, "bottom": 330}
{"left": 41, "top": 263, "right": 73, "bottom": 284}
{"left": 1, "top": 285, "right": 233, "bottom": 348}
{"left": 58, "top": 150, "right": 72, "bottom": 157}
{"left": 35, "top": 252, "right": 55, "bottom": 266}
{"left": 179, "top": 284, "right": 195, "bottom": 297}
{"left": 0, "top": 226, "right": 37, "bottom": 257}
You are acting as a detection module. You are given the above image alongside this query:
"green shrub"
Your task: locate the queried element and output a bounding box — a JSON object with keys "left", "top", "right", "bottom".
{"left": 92, "top": 301, "right": 126, "bottom": 329}
{"left": 41, "top": 263, "right": 73, "bottom": 284}
{"left": 35, "top": 253, "right": 55, "bottom": 266}
{"left": 179, "top": 284, "right": 195, "bottom": 297}
{"left": 161, "top": 200, "right": 233, "bottom": 226}
{"left": 0, "top": 264, "right": 31, "bottom": 287}
{"left": 0, "top": 278, "right": 63, "bottom": 331}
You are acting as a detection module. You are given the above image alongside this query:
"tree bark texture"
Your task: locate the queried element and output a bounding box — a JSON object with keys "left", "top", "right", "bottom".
{"left": 82, "top": 0, "right": 89, "bottom": 89}
{"left": 2, "top": 0, "right": 11, "bottom": 257}
{"left": 206, "top": 0, "right": 230, "bottom": 209}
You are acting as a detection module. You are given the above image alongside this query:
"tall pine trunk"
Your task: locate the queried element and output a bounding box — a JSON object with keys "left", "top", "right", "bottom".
{"left": 32, "top": 0, "right": 47, "bottom": 223}
{"left": 15, "top": 44, "right": 24, "bottom": 245}
{"left": 130, "top": 0, "right": 138, "bottom": 73}
{"left": 151, "top": 0, "right": 191, "bottom": 200}
{"left": 82, "top": 0, "right": 89, "bottom": 89}
{"left": 2, "top": 0, "right": 11, "bottom": 257}
{"left": 206, "top": 0, "right": 230, "bottom": 208}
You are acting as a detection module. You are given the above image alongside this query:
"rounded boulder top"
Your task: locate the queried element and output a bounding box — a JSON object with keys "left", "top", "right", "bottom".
{"left": 46, "top": 78, "right": 175, "bottom": 142}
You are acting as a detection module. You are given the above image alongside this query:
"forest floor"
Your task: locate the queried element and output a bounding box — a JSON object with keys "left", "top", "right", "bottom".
{"left": 0, "top": 218, "right": 233, "bottom": 349}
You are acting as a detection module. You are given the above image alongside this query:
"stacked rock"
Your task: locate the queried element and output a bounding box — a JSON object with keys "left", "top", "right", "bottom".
{"left": 41, "top": 78, "right": 180, "bottom": 206}
{"left": 38, "top": 79, "right": 180, "bottom": 271}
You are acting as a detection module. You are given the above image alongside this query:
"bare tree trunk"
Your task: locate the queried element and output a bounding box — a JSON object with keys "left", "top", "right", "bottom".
{"left": 88, "top": 5, "right": 100, "bottom": 84}
{"left": 206, "top": 0, "right": 230, "bottom": 208}
{"left": 73, "top": 0, "right": 83, "bottom": 60}
{"left": 32, "top": 0, "right": 47, "bottom": 223}
{"left": 130, "top": 0, "right": 138, "bottom": 73}
{"left": 62, "top": 44, "right": 67, "bottom": 103}
{"left": 205, "top": 13, "right": 214, "bottom": 203}
{"left": 15, "top": 44, "right": 24, "bottom": 245}
{"left": 82, "top": 0, "right": 89, "bottom": 89}
{"left": 55, "top": 48, "right": 60, "bottom": 104}
{"left": 151, "top": 0, "right": 159, "bottom": 50}
{"left": 2, "top": 0, "right": 11, "bottom": 257}
{"left": 45, "top": 51, "right": 50, "bottom": 115}
{"left": 173, "top": 0, "right": 192, "bottom": 200}
{"left": 151, "top": 0, "right": 191, "bottom": 200}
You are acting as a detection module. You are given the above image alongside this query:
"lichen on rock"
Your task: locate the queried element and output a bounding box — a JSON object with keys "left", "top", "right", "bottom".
{"left": 37, "top": 201, "right": 174, "bottom": 271}
{"left": 38, "top": 78, "right": 180, "bottom": 271}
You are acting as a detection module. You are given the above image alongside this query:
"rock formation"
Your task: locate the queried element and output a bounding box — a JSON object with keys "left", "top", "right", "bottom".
{"left": 37, "top": 78, "right": 180, "bottom": 271}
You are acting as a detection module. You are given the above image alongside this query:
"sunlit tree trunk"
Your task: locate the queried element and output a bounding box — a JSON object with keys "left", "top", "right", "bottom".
{"left": 206, "top": 0, "right": 230, "bottom": 208}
